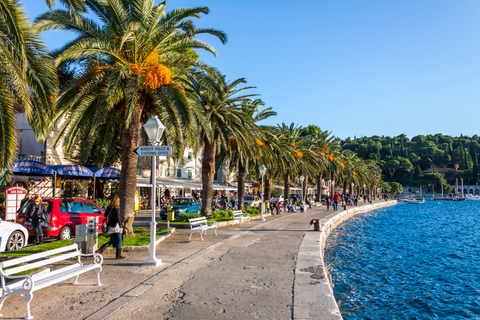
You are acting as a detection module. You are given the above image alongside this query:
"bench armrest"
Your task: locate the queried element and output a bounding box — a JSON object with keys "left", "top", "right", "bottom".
{"left": 78, "top": 252, "right": 104, "bottom": 266}
{"left": 0, "top": 273, "right": 34, "bottom": 293}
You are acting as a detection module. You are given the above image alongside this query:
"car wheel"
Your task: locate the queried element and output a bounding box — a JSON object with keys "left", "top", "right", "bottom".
{"left": 6, "top": 231, "right": 25, "bottom": 251}
{"left": 58, "top": 226, "right": 72, "bottom": 240}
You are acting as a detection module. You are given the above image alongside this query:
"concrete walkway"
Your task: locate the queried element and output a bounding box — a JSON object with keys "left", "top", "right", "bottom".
{"left": 0, "top": 201, "right": 388, "bottom": 319}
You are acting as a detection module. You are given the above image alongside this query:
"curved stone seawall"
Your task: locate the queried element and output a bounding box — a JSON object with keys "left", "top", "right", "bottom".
{"left": 293, "top": 200, "right": 397, "bottom": 320}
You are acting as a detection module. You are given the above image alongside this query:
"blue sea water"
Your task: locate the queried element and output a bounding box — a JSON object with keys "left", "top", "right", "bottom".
{"left": 324, "top": 201, "right": 480, "bottom": 319}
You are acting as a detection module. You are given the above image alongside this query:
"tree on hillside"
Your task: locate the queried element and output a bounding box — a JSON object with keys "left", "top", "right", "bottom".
{"left": 381, "top": 156, "right": 412, "bottom": 177}
{"left": 388, "top": 182, "right": 402, "bottom": 196}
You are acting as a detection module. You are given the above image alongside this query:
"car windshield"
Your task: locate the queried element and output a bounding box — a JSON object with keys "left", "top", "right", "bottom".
{"left": 171, "top": 199, "right": 188, "bottom": 206}
{"left": 245, "top": 196, "right": 254, "bottom": 200}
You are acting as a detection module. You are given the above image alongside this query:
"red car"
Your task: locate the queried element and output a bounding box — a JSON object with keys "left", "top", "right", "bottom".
{"left": 16, "top": 198, "right": 106, "bottom": 241}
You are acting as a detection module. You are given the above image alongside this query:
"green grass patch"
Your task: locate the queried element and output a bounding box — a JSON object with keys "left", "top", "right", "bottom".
{"left": 0, "top": 228, "right": 171, "bottom": 257}
{"left": 0, "top": 239, "right": 76, "bottom": 257}
{"left": 98, "top": 227, "right": 170, "bottom": 247}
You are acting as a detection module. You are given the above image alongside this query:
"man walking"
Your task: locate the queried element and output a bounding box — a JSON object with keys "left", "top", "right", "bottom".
{"left": 333, "top": 192, "right": 340, "bottom": 211}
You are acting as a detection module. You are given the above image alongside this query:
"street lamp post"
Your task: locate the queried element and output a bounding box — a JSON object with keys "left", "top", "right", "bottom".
{"left": 143, "top": 116, "right": 165, "bottom": 267}
{"left": 351, "top": 182, "right": 354, "bottom": 194}
{"left": 259, "top": 165, "right": 266, "bottom": 221}
{"left": 299, "top": 175, "right": 305, "bottom": 204}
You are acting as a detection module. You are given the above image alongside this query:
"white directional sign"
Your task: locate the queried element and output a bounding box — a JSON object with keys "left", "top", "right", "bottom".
{"left": 133, "top": 145, "right": 172, "bottom": 157}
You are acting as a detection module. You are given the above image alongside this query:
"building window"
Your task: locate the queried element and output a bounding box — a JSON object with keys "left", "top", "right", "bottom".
{"left": 188, "top": 170, "right": 192, "bottom": 179}
{"left": 177, "top": 169, "right": 182, "bottom": 178}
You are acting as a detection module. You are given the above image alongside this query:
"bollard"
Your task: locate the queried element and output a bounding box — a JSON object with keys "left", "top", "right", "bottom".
{"left": 310, "top": 219, "right": 321, "bottom": 231}
{"left": 343, "top": 205, "right": 347, "bottom": 210}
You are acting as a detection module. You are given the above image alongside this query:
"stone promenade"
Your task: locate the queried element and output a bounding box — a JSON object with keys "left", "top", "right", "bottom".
{"left": 0, "top": 201, "right": 386, "bottom": 319}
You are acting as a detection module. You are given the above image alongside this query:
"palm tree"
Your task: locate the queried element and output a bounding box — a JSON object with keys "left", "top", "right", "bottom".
{"left": 233, "top": 99, "right": 276, "bottom": 210}
{"left": 36, "top": 0, "right": 226, "bottom": 236}
{"left": 0, "top": 0, "right": 56, "bottom": 173}
{"left": 257, "top": 126, "right": 283, "bottom": 201}
{"left": 44, "top": 0, "right": 87, "bottom": 13}
{"left": 307, "top": 128, "right": 334, "bottom": 201}
{"left": 275, "top": 123, "right": 305, "bottom": 202}
{"left": 185, "top": 72, "right": 258, "bottom": 217}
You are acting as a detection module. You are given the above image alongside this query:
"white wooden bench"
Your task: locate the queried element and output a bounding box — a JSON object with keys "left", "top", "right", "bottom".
{"left": 188, "top": 217, "right": 218, "bottom": 240}
{"left": 0, "top": 243, "right": 103, "bottom": 319}
{"left": 232, "top": 210, "right": 251, "bottom": 226}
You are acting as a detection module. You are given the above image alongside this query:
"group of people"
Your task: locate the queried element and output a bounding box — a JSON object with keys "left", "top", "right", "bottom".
{"left": 267, "top": 195, "right": 310, "bottom": 215}
{"left": 324, "top": 192, "right": 374, "bottom": 211}
{"left": 22, "top": 193, "right": 125, "bottom": 259}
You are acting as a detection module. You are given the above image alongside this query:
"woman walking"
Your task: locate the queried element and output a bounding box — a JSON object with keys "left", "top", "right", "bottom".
{"left": 96, "top": 197, "right": 125, "bottom": 259}
{"left": 27, "top": 196, "right": 49, "bottom": 244}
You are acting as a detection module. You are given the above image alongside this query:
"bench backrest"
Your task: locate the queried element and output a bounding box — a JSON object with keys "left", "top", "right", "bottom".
{"left": 0, "top": 243, "right": 81, "bottom": 276}
{"left": 189, "top": 217, "right": 208, "bottom": 227}
{"left": 232, "top": 210, "right": 244, "bottom": 217}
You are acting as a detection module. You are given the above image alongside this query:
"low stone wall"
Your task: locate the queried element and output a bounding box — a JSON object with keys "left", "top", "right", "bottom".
{"left": 293, "top": 200, "right": 397, "bottom": 320}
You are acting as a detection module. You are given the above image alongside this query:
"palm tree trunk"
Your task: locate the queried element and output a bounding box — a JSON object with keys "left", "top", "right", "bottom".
{"left": 316, "top": 173, "right": 322, "bottom": 202}
{"left": 343, "top": 182, "right": 347, "bottom": 195}
{"left": 331, "top": 172, "right": 335, "bottom": 196}
{"left": 302, "top": 175, "right": 308, "bottom": 202}
{"left": 265, "top": 169, "right": 273, "bottom": 200}
{"left": 201, "top": 137, "right": 215, "bottom": 217}
{"left": 284, "top": 171, "right": 290, "bottom": 204}
{"left": 119, "top": 105, "right": 143, "bottom": 237}
{"left": 237, "top": 159, "right": 246, "bottom": 210}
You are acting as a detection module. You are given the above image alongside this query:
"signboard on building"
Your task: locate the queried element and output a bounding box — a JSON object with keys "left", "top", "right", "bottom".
{"left": 5, "top": 187, "right": 27, "bottom": 221}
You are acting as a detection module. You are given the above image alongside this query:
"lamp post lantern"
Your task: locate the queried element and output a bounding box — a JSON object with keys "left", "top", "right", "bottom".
{"left": 259, "top": 165, "right": 266, "bottom": 221}
{"left": 143, "top": 115, "right": 164, "bottom": 267}
{"left": 299, "top": 175, "right": 305, "bottom": 204}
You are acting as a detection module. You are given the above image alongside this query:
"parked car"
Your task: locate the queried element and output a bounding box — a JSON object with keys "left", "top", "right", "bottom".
{"left": 160, "top": 198, "right": 201, "bottom": 220}
{"left": 0, "top": 219, "right": 28, "bottom": 251}
{"left": 244, "top": 196, "right": 262, "bottom": 208}
{"left": 271, "top": 195, "right": 284, "bottom": 204}
{"left": 16, "top": 198, "right": 105, "bottom": 241}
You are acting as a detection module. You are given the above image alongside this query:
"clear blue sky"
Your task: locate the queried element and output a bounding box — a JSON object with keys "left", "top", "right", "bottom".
{"left": 21, "top": 0, "right": 480, "bottom": 139}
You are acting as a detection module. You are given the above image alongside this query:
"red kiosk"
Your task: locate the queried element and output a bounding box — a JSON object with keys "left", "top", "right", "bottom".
{"left": 5, "top": 186, "right": 27, "bottom": 221}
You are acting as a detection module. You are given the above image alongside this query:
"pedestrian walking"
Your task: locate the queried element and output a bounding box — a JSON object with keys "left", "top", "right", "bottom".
{"left": 96, "top": 196, "right": 125, "bottom": 259}
{"left": 326, "top": 196, "right": 331, "bottom": 210}
{"left": 333, "top": 192, "right": 340, "bottom": 211}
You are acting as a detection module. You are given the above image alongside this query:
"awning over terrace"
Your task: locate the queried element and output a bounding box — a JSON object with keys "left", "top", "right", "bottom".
{"left": 90, "top": 167, "right": 121, "bottom": 179}
{"left": 50, "top": 165, "right": 93, "bottom": 177}
{"left": 12, "top": 160, "right": 55, "bottom": 175}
